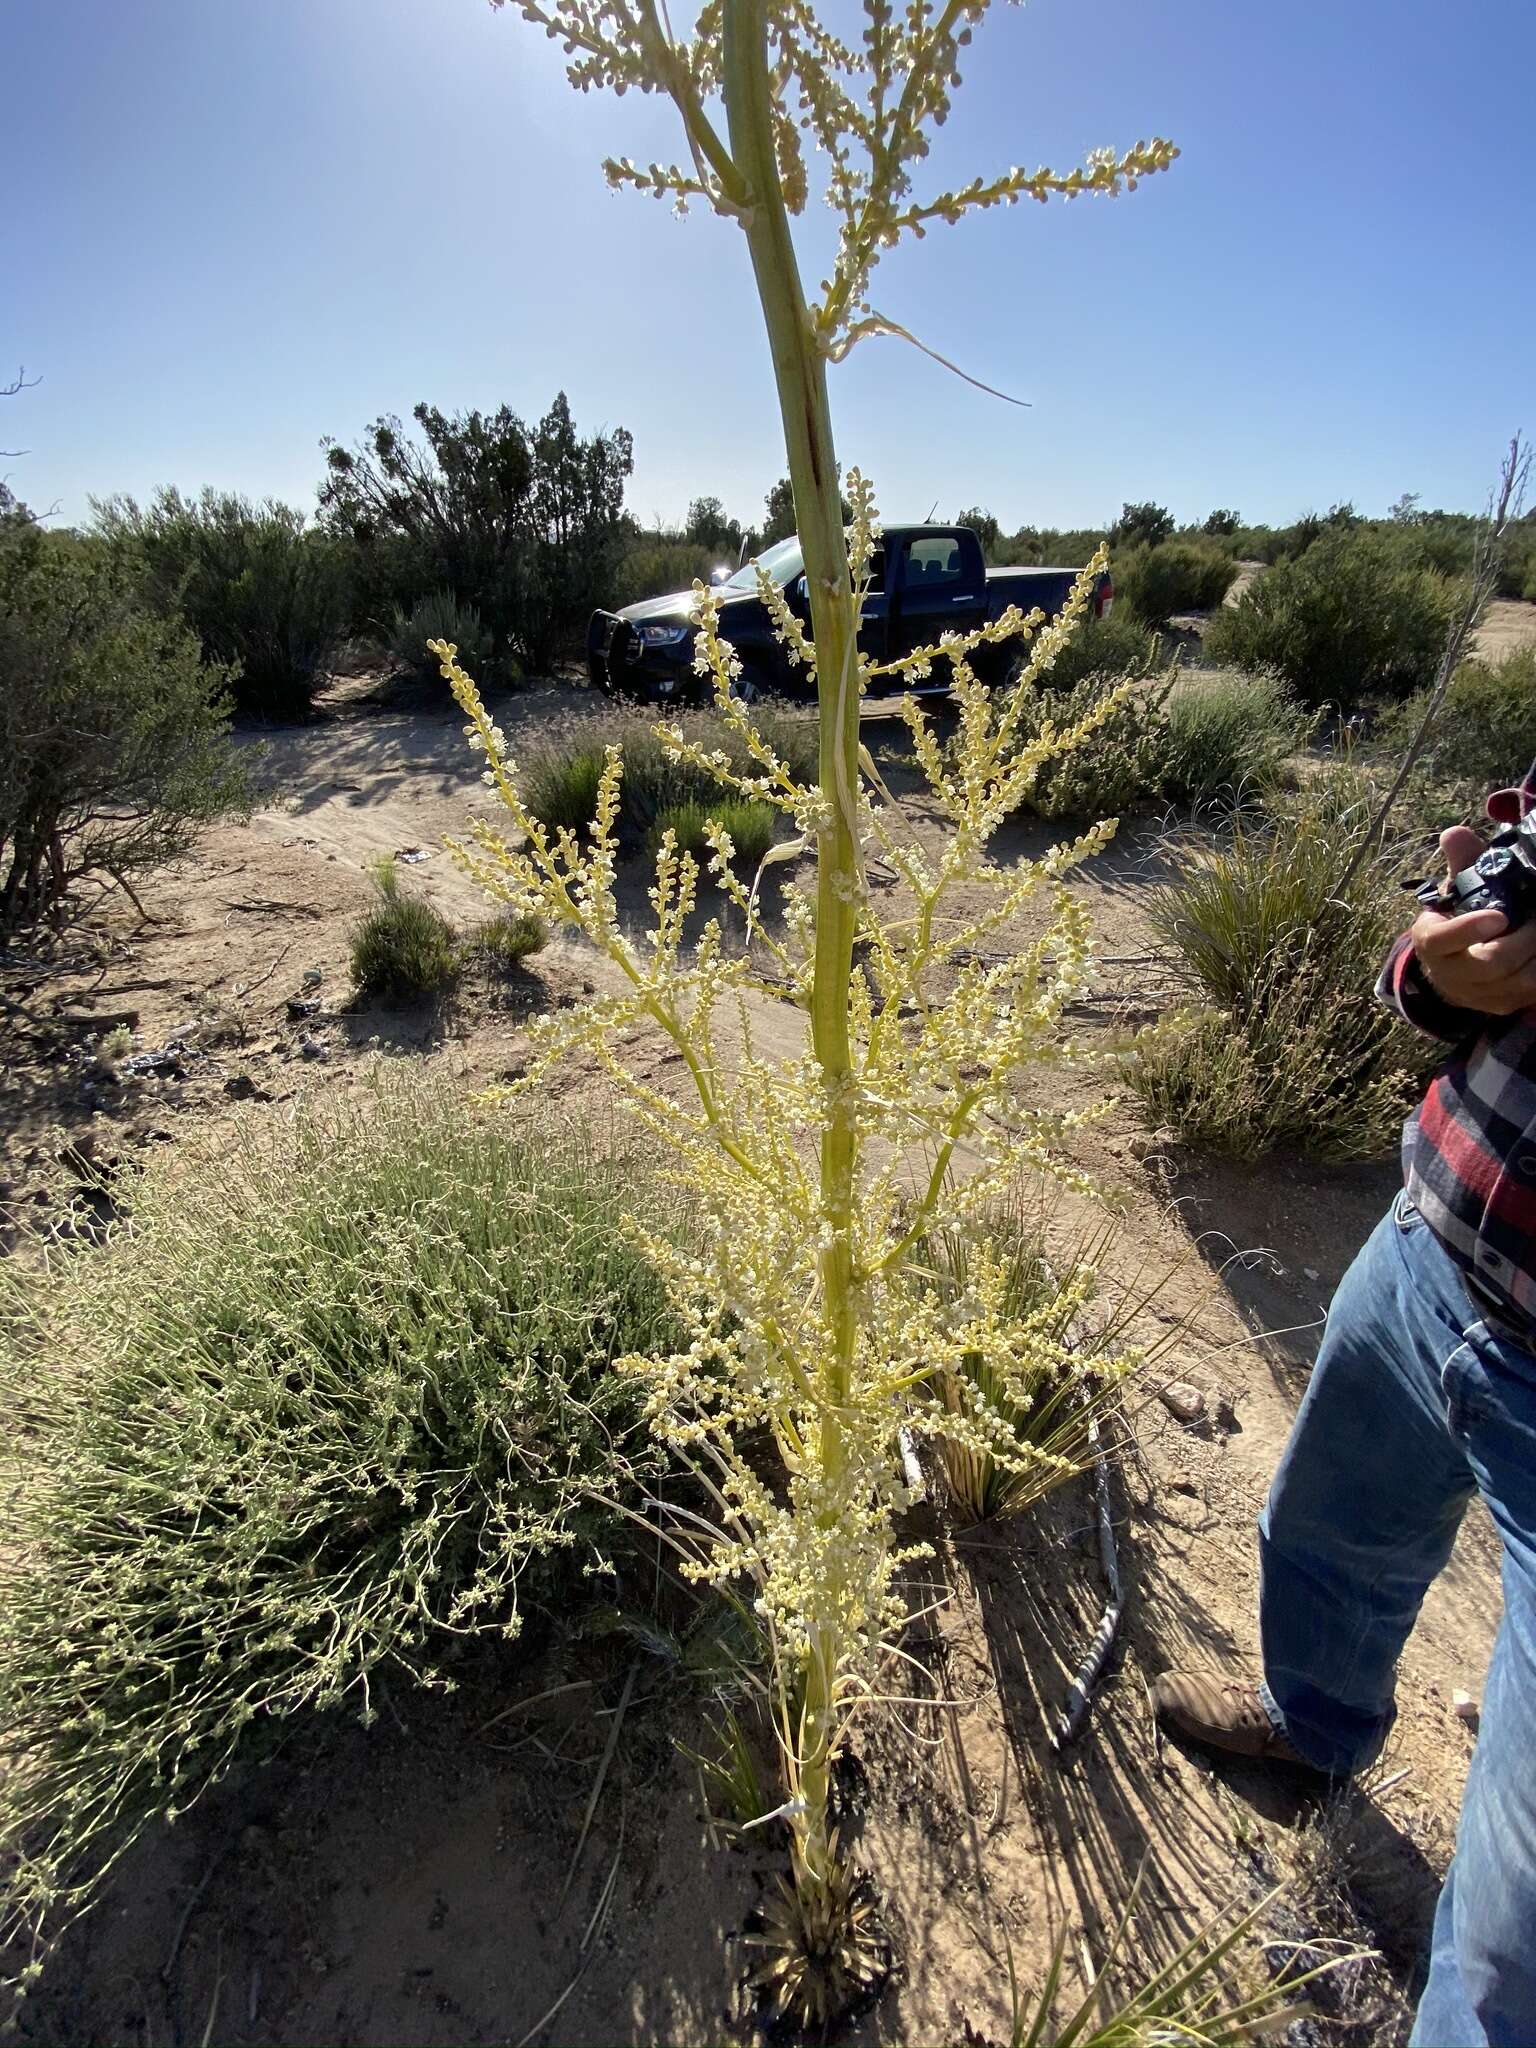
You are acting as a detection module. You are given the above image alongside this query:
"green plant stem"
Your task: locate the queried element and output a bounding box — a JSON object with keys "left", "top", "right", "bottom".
{"left": 722, "top": 0, "right": 861, "bottom": 1907}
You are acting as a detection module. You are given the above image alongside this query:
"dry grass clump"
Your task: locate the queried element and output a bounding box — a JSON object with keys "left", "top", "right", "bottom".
{"left": 0, "top": 1072, "right": 679, "bottom": 1999}
{"left": 1121, "top": 772, "right": 1435, "bottom": 1160}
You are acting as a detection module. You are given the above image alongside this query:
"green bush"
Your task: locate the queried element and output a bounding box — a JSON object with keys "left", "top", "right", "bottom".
{"left": 94, "top": 488, "right": 349, "bottom": 720}
{"left": 0, "top": 1072, "right": 678, "bottom": 1980}
{"left": 1033, "top": 609, "right": 1161, "bottom": 694}
{"left": 525, "top": 707, "right": 818, "bottom": 840}
{"left": 1381, "top": 644, "right": 1536, "bottom": 795}
{"left": 1115, "top": 541, "right": 1239, "bottom": 627}
{"left": 349, "top": 857, "right": 461, "bottom": 998}
{"left": 1204, "top": 530, "right": 1461, "bottom": 709}
{"left": 0, "top": 525, "right": 247, "bottom": 934}
{"left": 1121, "top": 781, "right": 1434, "bottom": 1158}
{"left": 1014, "top": 671, "right": 1176, "bottom": 821}
{"left": 1160, "top": 669, "right": 1308, "bottom": 808}
{"left": 475, "top": 909, "right": 548, "bottom": 968}
{"left": 388, "top": 588, "right": 503, "bottom": 686}
{"left": 613, "top": 536, "right": 719, "bottom": 607}
{"left": 321, "top": 393, "right": 631, "bottom": 674}
{"left": 649, "top": 797, "right": 777, "bottom": 867}
{"left": 524, "top": 742, "right": 608, "bottom": 835}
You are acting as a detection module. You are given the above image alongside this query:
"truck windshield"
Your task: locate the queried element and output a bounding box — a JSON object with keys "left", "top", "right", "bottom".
{"left": 724, "top": 536, "right": 803, "bottom": 590}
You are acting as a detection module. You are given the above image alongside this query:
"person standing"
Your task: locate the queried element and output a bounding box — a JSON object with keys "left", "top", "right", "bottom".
{"left": 1155, "top": 785, "right": 1536, "bottom": 2048}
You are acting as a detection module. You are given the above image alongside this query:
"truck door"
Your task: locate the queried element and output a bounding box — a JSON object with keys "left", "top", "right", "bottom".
{"left": 890, "top": 530, "right": 987, "bottom": 669}
{"left": 854, "top": 543, "right": 889, "bottom": 673}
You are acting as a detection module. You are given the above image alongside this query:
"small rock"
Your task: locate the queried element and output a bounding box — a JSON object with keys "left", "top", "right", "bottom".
{"left": 1127, "top": 1127, "right": 1179, "bottom": 1164}
{"left": 299, "top": 1033, "right": 330, "bottom": 1063}
{"left": 1452, "top": 1689, "right": 1479, "bottom": 1721}
{"left": 224, "top": 1073, "right": 272, "bottom": 1101}
{"left": 120, "top": 1045, "right": 185, "bottom": 1079}
{"left": 302, "top": 967, "right": 324, "bottom": 987}
{"left": 286, "top": 995, "right": 322, "bottom": 1021}
{"left": 1158, "top": 1381, "right": 1208, "bottom": 1427}
{"left": 1302, "top": 1266, "right": 1321, "bottom": 1283}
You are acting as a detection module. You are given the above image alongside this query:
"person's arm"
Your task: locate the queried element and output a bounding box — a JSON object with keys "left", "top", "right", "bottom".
{"left": 1376, "top": 928, "right": 1493, "bottom": 1044}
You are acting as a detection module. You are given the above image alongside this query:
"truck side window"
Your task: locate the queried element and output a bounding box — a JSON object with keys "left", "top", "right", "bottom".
{"left": 902, "top": 537, "right": 962, "bottom": 588}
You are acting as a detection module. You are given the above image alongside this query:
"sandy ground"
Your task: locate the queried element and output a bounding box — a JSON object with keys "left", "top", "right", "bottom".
{"left": 5, "top": 641, "right": 1529, "bottom": 2046}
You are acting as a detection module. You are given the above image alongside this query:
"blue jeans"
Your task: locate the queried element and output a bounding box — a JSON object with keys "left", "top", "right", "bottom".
{"left": 1257, "top": 1193, "right": 1536, "bottom": 2048}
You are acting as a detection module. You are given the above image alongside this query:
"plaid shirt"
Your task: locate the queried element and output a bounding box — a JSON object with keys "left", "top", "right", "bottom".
{"left": 1376, "top": 767, "right": 1536, "bottom": 1323}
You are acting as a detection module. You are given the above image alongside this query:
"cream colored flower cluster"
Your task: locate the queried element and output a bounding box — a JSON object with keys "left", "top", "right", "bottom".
{"left": 493, "top": 0, "right": 1176, "bottom": 365}
{"left": 431, "top": 473, "right": 1137, "bottom": 1745}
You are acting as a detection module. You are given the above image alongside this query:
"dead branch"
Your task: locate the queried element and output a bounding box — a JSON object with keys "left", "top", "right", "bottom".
{"left": 1339, "top": 432, "right": 1532, "bottom": 888}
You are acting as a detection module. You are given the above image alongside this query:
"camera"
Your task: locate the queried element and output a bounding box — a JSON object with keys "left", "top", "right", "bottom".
{"left": 1411, "top": 810, "right": 1536, "bottom": 929}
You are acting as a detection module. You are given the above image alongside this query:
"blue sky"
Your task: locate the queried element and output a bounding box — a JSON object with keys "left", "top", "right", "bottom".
{"left": 7, "top": 0, "right": 1533, "bottom": 535}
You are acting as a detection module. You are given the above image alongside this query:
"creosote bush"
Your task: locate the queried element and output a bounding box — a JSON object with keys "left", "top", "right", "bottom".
{"left": 1115, "top": 539, "right": 1238, "bottom": 627}
{"left": 1032, "top": 610, "right": 1161, "bottom": 695}
{"left": 349, "top": 856, "right": 461, "bottom": 999}
{"left": 1380, "top": 643, "right": 1536, "bottom": 799}
{"left": 1012, "top": 671, "right": 1176, "bottom": 821}
{"left": 1205, "top": 529, "right": 1461, "bottom": 709}
{"left": 1121, "top": 776, "right": 1435, "bottom": 1159}
{"left": 0, "top": 1073, "right": 680, "bottom": 1990}
{"left": 94, "top": 488, "right": 349, "bottom": 721}
{"left": 0, "top": 523, "right": 248, "bottom": 935}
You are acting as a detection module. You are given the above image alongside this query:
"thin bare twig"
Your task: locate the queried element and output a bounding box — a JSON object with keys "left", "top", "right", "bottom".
{"left": 1339, "top": 432, "right": 1531, "bottom": 889}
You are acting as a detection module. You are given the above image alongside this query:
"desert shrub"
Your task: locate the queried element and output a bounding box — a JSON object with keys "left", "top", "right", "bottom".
{"left": 388, "top": 588, "right": 503, "bottom": 686}
{"left": 525, "top": 707, "right": 818, "bottom": 839}
{"left": 475, "top": 909, "right": 549, "bottom": 967}
{"left": 1204, "top": 530, "right": 1461, "bottom": 709}
{"left": 650, "top": 797, "right": 777, "bottom": 866}
{"left": 1160, "top": 669, "right": 1309, "bottom": 807}
{"left": 524, "top": 743, "right": 609, "bottom": 834}
{"left": 0, "top": 1072, "right": 678, "bottom": 1978}
{"left": 94, "top": 489, "right": 349, "bottom": 720}
{"left": 1380, "top": 644, "right": 1536, "bottom": 795}
{"left": 1112, "top": 500, "right": 1175, "bottom": 549}
{"left": 1122, "top": 781, "right": 1434, "bottom": 1158}
{"left": 1014, "top": 671, "right": 1176, "bottom": 820}
{"left": 349, "top": 857, "right": 461, "bottom": 998}
{"left": 1115, "top": 540, "right": 1238, "bottom": 627}
{"left": 1033, "top": 610, "right": 1161, "bottom": 694}
{"left": 614, "top": 536, "right": 719, "bottom": 607}
{"left": 321, "top": 393, "right": 631, "bottom": 674}
{"left": 0, "top": 526, "right": 247, "bottom": 935}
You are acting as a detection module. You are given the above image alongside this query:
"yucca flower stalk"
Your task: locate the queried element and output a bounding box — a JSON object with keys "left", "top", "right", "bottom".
{"left": 457, "top": 0, "right": 1174, "bottom": 2013}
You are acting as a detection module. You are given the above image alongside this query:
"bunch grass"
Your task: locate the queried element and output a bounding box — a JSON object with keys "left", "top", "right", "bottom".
{"left": 348, "top": 855, "right": 461, "bottom": 999}
{"left": 0, "top": 1070, "right": 680, "bottom": 1996}
{"left": 1122, "top": 771, "right": 1435, "bottom": 1159}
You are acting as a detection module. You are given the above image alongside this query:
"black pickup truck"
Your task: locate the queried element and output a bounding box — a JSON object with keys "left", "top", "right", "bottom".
{"left": 587, "top": 524, "right": 1114, "bottom": 705}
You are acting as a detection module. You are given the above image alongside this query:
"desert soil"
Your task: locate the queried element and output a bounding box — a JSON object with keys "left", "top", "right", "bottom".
{"left": 5, "top": 624, "right": 1533, "bottom": 2047}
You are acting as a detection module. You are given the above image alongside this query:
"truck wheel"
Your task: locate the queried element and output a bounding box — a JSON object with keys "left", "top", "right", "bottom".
{"left": 729, "top": 664, "right": 770, "bottom": 706}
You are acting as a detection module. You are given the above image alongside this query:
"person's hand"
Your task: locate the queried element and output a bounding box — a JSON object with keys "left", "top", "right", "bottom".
{"left": 1410, "top": 826, "right": 1536, "bottom": 1016}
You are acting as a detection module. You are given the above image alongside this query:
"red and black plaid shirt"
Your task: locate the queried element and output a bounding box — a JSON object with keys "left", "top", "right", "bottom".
{"left": 1376, "top": 767, "right": 1536, "bottom": 1321}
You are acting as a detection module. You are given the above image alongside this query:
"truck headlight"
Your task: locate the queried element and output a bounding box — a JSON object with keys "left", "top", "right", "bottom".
{"left": 637, "top": 622, "right": 691, "bottom": 647}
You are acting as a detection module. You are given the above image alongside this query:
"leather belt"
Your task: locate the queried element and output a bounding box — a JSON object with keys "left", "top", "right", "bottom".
{"left": 1464, "top": 1270, "right": 1536, "bottom": 1352}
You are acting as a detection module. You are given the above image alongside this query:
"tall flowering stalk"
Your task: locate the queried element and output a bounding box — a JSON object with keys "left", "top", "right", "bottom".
{"left": 457, "top": 0, "right": 1174, "bottom": 2014}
